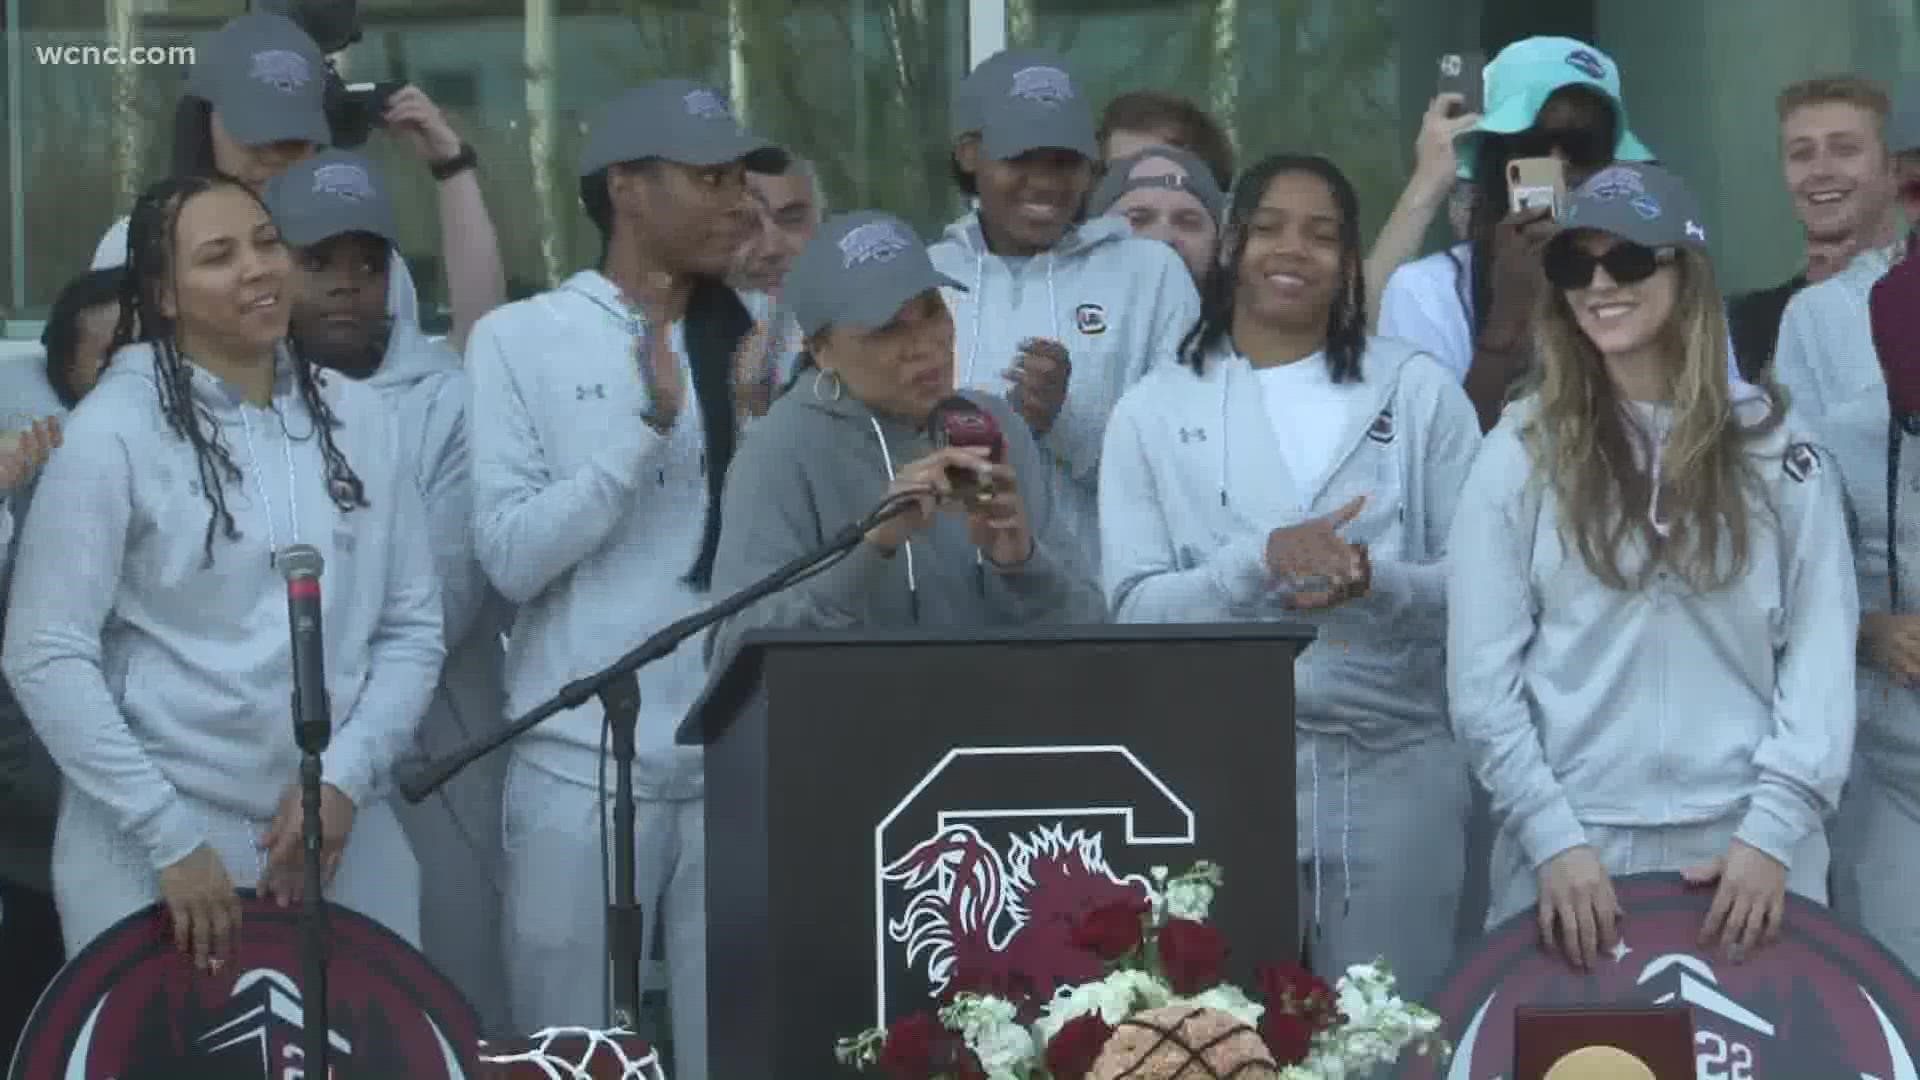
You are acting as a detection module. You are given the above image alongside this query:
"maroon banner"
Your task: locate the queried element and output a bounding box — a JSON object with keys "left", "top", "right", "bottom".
{"left": 1400, "top": 872, "right": 1920, "bottom": 1078}
{"left": 9, "top": 890, "right": 481, "bottom": 1079}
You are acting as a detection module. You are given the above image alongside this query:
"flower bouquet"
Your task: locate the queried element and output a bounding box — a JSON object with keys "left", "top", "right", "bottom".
{"left": 835, "top": 862, "right": 1449, "bottom": 1079}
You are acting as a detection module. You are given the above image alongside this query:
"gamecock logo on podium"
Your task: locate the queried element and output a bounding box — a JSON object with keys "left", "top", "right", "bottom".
{"left": 872, "top": 745, "right": 1195, "bottom": 1028}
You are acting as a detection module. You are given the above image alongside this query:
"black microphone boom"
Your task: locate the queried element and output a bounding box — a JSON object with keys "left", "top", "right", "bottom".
{"left": 276, "top": 542, "right": 332, "bottom": 1080}
{"left": 394, "top": 489, "right": 916, "bottom": 1030}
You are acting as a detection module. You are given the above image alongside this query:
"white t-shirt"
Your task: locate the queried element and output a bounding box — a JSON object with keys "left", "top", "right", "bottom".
{"left": 1376, "top": 241, "right": 1746, "bottom": 387}
{"left": 1252, "top": 351, "right": 1367, "bottom": 497}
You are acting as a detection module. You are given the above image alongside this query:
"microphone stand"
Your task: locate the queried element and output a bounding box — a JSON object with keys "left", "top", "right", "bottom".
{"left": 295, "top": 690, "right": 331, "bottom": 1077}
{"left": 397, "top": 491, "right": 914, "bottom": 1030}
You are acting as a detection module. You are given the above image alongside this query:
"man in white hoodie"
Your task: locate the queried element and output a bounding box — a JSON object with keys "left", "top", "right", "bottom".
{"left": 933, "top": 48, "right": 1201, "bottom": 582}
{"left": 466, "top": 79, "right": 784, "bottom": 1077}
{"left": 263, "top": 149, "right": 513, "bottom": 1033}
{"left": 1773, "top": 79, "right": 1920, "bottom": 974}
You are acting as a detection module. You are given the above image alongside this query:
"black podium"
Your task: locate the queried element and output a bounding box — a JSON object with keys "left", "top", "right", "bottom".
{"left": 680, "top": 623, "right": 1313, "bottom": 1079}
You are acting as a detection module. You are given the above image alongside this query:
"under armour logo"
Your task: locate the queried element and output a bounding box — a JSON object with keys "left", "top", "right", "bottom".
{"left": 1009, "top": 65, "right": 1074, "bottom": 105}
{"left": 311, "top": 163, "right": 374, "bottom": 202}
{"left": 1178, "top": 427, "right": 1207, "bottom": 443}
{"left": 838, "top": 221, "right": 910, "bottom": 267}
{"left": 1686, "top": 220, "right": 1707, "bottom": 242}
{"left": 249, "top": 49, "right": 310, "bottom": 93}
{"left": 682, "top": 89, "right": 731, "bottom": 120}
{"left": 576, "top": 384, "right": 606, "bottom": 400}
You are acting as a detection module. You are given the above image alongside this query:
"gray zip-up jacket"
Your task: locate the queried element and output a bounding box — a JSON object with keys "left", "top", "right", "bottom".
{"left": 1448, "top": 396, "right": 1857, "bottom": 872}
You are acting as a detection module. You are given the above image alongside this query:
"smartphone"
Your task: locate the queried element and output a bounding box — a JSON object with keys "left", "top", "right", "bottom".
{"left": 342, "top": 80, "right": 404, "bottom": 125}
{"left": 1507, "top": 156, "right": 1566, "bottom": 218}
{"left": 1437, "top": 51, "right": 1486, "bottom": 116}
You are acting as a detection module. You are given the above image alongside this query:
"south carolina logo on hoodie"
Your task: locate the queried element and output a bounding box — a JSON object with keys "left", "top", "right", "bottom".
{"left": 1074, "top": 303, "right": 1107, "bottom": 335}
{"left": 1784, "top": 442, "right": 1820, "bottom": 483}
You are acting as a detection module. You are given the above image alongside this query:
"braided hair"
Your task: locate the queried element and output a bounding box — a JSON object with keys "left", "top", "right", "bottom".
{"left": 104, "top": 174, "right": 367, "bottom": 568}
{"left": 1178, "top": 154, "right": 1368, "bottom": 382}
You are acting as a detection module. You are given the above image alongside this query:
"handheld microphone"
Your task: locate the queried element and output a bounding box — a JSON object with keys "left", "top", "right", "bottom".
{"left": 927, "top": 396, "right": 1006, "bottom": 504}
{"left": 278, "top": 544, "right": 332, "bottom": 754}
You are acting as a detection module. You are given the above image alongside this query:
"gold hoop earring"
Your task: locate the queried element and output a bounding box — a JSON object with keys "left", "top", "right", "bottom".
{"left": 812, "top": 367, "right": 844, "bottom": 402}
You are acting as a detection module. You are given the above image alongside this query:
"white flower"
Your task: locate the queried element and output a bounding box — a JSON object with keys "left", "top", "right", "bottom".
{"left": 1171, "top": 984, "right": 1265, "bottom": 1029}
{"left": 1032, "top": 970, "right": 1170, "bottom": 1046}
{"left": 1164, "top": 879, "right": 1215, "bottom": 922}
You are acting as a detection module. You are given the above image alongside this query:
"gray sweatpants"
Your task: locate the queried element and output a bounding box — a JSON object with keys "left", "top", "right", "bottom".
{"left": 500, "top": 756, "right": 705, "bottom": 1080}
{"left": 1832, "top": 760, "right": 1920, "bottom": 974}
{"left": 394, "top": 746, "right": 510, "bottom": 1034}
{"left": 52, "top": 783, "right": 420, "bottom": 956}
{"left": 1486, "top": 809, "right": 1830, "bottom": 930}
{"left": 1296, "top": 729, "right": 1471, "bottom": 999}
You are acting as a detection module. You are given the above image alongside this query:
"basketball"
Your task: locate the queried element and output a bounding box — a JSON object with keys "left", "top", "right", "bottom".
{"left": 1087, "top": 1005, "right": 1281, "bottom": 1080}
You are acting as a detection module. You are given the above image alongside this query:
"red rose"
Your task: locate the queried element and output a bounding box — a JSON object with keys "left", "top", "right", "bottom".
{"left": 1157, "top": 918, "right": 1229, "bottom": 995}
{"left": 1259, "top": 1009, "right": 1316, "bottom": 1066}
{"left": 1071, "top": 897, "right": 1151, "bottom": 960}
{"left": 1256, "top": 964, "right": 1342, "bottom": 1031}
{"left": 951, "top": 1051, "right": 989, "bottom": 1080}
{"left": 1045, "top": 1014, "right": 1116, "bottom": 1079}
{"left": 877, "top": 1012, "right": 940, "bottom": 1079}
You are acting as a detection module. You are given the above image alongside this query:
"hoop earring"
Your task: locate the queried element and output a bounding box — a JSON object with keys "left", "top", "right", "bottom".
{"left": 812, "top": 367, "right": 844, "bottom": 402}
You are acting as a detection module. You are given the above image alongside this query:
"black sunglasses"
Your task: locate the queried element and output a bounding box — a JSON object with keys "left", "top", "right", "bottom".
{"left": 1543, "top": 240, "right": 1672, "bottom": 290}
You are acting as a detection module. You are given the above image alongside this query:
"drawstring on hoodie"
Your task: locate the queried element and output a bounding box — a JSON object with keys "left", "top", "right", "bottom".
{"left": 869, "top": 416, "right": 920, "bottom": 622}
{"left": 960, "top": 245, "right": 1062, "bottom": 391}
{"left": 236, "top": 399, "right": 303, "bottom": 563}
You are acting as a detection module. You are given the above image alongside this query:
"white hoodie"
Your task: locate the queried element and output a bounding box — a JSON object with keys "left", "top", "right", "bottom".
{"left": 466, "top": 271, "right": 710, "bottom": 799}
{"left": 1, "top": 346, "right": 444, "bottom": 872}
{"left": 929, "top": 213, "right": 1200, "bottom": 579}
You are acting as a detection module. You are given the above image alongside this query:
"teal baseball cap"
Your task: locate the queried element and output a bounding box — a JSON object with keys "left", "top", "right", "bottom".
{"left": 1455, "top": 36, "right": 1655, "bottom": 180}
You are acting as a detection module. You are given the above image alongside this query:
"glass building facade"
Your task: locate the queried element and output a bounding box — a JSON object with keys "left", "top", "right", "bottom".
{"left": 1, "top": 0, "right": 1917, "bottom": 335}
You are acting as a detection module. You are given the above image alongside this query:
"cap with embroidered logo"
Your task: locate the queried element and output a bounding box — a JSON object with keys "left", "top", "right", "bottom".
{"left": 262, "top": 149, "right": 398, "bottom": 248}
{"left": 185, "top": 13, "right": 330, "bottom": 149}
{"left": 1455, "top": 36, "right": 1655, "bottom": 180}
{"left": 783, "top": 211, "right": 965, "bottom": 338}
{"left": 950, "top": 48, "right": 1067, "bottom": 141}
{"left": 1554, "top": 163, "right": 1709, "bottom": 253}
{"left": 963, "top": 53, "right": 1099, "bottom": 161}
{"left": 578, "top": 79, "right": 788, "bottom": 177}
{"left": 1090, "top": 145, "right": 1226, "bottom": 220}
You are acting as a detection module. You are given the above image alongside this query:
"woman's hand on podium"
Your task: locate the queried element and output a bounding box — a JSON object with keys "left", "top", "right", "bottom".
{"left": 1536, "top": 844, "right": 1621, "bottom": 972}
{"left": 1686, "top": 840, "right": 1787, "bottom": 963}
{"left": 257, "top": 783, "right": 358, "bottom": 906}
{"left": 159, "top": 844, "right": 242, "bottom": 974}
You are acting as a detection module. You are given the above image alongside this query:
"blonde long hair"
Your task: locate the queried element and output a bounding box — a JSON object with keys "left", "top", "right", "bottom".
{"left": 1519, "top": 246, "right": 1785, "bottom": 591}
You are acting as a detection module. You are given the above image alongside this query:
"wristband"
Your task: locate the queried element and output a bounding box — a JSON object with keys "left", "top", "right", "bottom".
{"left": 429, "top": 143, "right": 478, "bottom": 181}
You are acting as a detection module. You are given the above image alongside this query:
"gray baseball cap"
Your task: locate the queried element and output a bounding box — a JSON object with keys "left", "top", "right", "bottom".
{"left": 262, "top": 149, "right": 398, "bottom": 248}
{"left": 965, "top": 56, "right": 1098, "bottom": 161}
{"left": 1090, "top": 145, "right": 1226, "bottom": 220}
{"left": 185, "top": 14, "right": 331, "bottom": 148}
{"left": 950, "top": 48, "right": 1067, "bottom": 140}
{"left": 784, "top": 211, "right": 965, "bottom": 337}
{"left": 578, "top": 79, "right": 786, "bottom": 177}
{"left": 1892, "top": 79, "right": 1920, "bottom": 155}
{"left": 1557, "top": 163, "right": 1709, "bottom": 251}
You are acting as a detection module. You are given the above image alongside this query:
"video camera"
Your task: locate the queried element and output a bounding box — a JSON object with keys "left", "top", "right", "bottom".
{"left": 248, "top": 0, "right": 400, "bottom": 148}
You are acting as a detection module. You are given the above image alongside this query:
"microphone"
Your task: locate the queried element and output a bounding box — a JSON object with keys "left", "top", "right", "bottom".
{"left": 278, "top": 544, "right": 332, "bottom": 754}
{"left": 927, "top": 396, "right": 1006, "bottom": 504}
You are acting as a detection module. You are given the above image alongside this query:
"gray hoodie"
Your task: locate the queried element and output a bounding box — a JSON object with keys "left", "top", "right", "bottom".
{"left": 1447, "top": 392, "right": 1857, "bottom": 872}
{"left": 1, "top": 346, "right": 444, "bottom": 872}
{"left": 928, "top": 212, "right": 1200, "bottom": 578}
{"left": 360, "top": 316, "right": 512, "bottom": 796}
{"left": 705, "top": 382, "right": 1104, "bottom": 667}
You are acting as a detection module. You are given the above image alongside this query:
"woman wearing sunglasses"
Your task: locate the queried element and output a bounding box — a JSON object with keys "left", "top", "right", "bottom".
{"left": 1448, "top": 163, "right": 1858, "bottom": 973}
